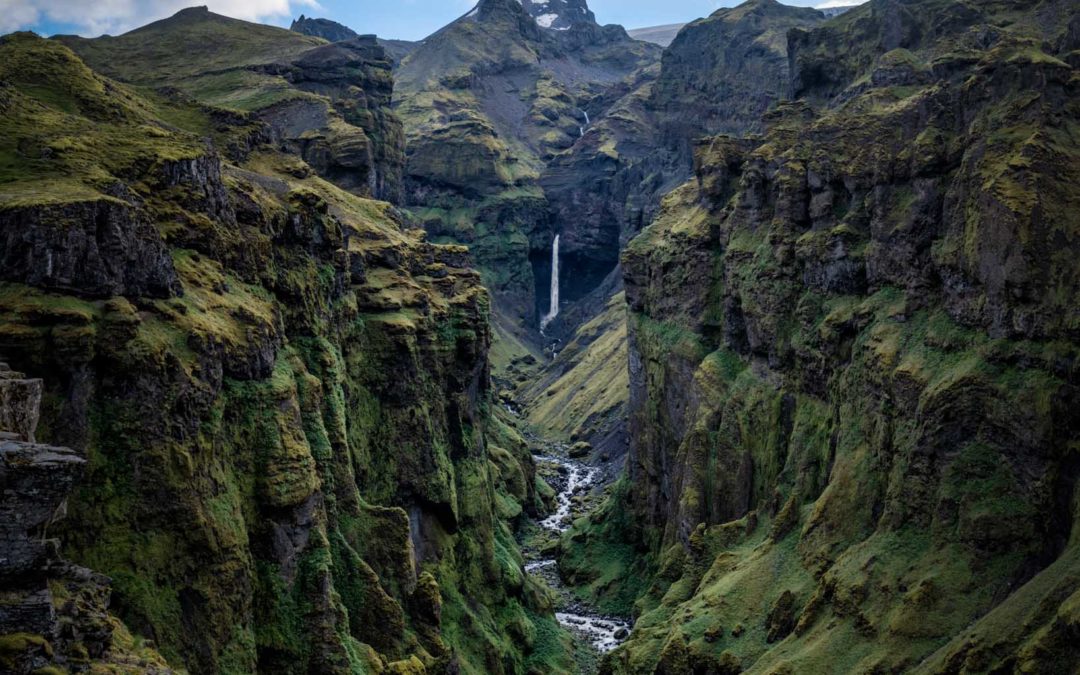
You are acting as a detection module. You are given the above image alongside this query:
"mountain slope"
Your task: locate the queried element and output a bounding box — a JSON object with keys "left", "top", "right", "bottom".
{"left": 58, "top": 7, "right": 405, "bottom": 203}
{"left": 627, "top": 24, "right": 686, "bottom": 47}
{"left": 559, "top": 0, "right": 1080, "bottom": 672}
{"left": 394, "top": 0, "right": 660, "bottom": 338}
{"left": 542, "top": 0, "right": 825, "bottom": 318}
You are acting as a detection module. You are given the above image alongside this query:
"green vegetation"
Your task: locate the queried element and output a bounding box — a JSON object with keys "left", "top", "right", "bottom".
{"left": 589, "top": 2, "right": 1080, "bottom": 672}
{"left": 520, "top": 293, "right": 629, "bottom": 441}
{"left": 0, "top": 29, "right": 573, "bottom": 675}
{"left": 54, "top": 7, "right": 324, "bottom": 85}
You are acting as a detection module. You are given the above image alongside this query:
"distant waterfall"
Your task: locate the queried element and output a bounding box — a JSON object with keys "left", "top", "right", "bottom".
{"left": 540, "top": 235, "right": 560, "bottom": 332}
{"left": 579, "top": 109, "right": 590, "bottom": 137}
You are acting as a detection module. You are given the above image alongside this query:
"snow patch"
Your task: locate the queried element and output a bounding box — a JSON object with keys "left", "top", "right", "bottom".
{"left": 535, "top": 12, "right": 559, "bottom": 28}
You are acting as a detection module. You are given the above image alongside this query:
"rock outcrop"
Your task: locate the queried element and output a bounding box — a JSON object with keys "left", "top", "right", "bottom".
{"left": 259, "top": 36, "right": 406, "bottom": 202}
{"left": 290, "top": 15, "right": 359, "bottom": 42}
{"left": 0, "top": 365, "right": 85, "bottom": 640}
{"left": 0, "top": 361, "right": 175, "bottom": 674}
{"left": 0, "top": 199, "right": 181, "bottom": 300}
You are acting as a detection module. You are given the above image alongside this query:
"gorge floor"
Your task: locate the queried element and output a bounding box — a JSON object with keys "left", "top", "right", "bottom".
{"left": 517, "top": 434, "right": 632, "bottom": 673}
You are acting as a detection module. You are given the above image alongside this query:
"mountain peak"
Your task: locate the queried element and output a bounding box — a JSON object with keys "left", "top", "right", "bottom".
{"left": 520, "top": 0, "right": 597, "bottom": 30}
{"left": 473, "top": 0, "right": 597, "bottom": 31}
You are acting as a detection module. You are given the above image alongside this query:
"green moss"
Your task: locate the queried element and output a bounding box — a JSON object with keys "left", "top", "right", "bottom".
{"left": 0, "top": 633, "right": 52, "bottom": 670}
{"left": 55, "top": 9, "right": 324, "bottom": 86}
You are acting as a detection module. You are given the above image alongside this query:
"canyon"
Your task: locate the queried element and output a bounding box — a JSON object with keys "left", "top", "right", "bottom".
{"left": 1, "top": 0, "right": 1079, "bottom": 674}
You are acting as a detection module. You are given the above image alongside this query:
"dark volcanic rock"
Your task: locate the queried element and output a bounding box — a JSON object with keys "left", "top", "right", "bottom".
{"left": 544, "top": 0, "right": 824, "bottom": 303}
{"left": 290, "top": 14, "right": 359, "bottom": 42}
{"left": 258, "top": 37, "right": 406, "bottom": 202}
{"left": 0, "top": 361, "right": 87, "bottom": 642}
{"left": 0, "top": 198, "right": 180, "bottom": 299}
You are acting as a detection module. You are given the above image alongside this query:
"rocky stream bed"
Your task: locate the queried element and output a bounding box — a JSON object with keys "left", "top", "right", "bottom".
{"left": 524, "top": 451, "right": 633, "bottom": 666}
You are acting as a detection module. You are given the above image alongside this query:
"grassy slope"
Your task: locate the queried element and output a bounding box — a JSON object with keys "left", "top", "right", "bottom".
{"left": 55, "top": 7, "right": 326, "bottom": 113}
{"left": 520, "top": 292, "right": 629, "bottom": 443}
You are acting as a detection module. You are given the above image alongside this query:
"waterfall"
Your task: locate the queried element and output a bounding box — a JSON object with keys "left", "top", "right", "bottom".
{"left": 540, "top": 235, "right": 560, "bottom": 332}
{"left": 579, "top": 109, "right": 590, "bottom": 137}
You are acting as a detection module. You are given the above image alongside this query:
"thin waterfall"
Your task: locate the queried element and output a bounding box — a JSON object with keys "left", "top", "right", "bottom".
{"left": 579, "top": 109, "right": 590, "bottom": 137}
{"left": 540, "top": 234, "right": 560, "bottom": 332}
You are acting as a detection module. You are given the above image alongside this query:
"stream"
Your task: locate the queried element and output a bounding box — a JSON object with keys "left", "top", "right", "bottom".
{"left": 524, "top": 452, "right": 633, "bottom": 657}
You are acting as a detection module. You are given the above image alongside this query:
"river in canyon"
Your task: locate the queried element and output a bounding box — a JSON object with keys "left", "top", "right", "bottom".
{"left": 522, "top": 449, "right": 633, "bottom": 666}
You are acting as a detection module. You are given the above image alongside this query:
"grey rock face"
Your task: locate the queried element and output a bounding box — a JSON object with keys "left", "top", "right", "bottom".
{"left": 0, "top": 361, "right": 135, "bottom": 672}
{"left": 256, "top": 37, "right": 406, "bottom": 202}
{"left": 0, "top": 363, "right": 82, "bottom": 636}
{"left": 0, "top": 366, "right": 42, "bottom": 443}
{"left": 0, "top": 198, "right": 180, "bottom": 299}
{"left": 290, "top": 15, "right": 359, "bottom": 42}
{"left": 520, "top": 0, "right": 597, "bottom": 30}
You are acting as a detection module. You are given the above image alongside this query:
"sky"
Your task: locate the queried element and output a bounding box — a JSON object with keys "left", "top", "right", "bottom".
{"left": 0, "top": 0, "right": 860, "bottom": 41}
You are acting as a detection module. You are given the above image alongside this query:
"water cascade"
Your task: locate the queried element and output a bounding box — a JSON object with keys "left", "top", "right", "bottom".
{"left": 579, "top": 109, "right": 590, "bottom": 137}
{"left": 540, "top": 234, "right": 560, "bottom": 332}
{"left": 526, "top": 452, "right": 633, "bottom": 652}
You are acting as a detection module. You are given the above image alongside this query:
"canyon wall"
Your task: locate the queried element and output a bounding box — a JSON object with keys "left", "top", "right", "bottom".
{"left": 564, "top": 0, "right": 1080, "bottom": 671}
{"left": 0, "top": 30, "right": 568, "bottom": 675}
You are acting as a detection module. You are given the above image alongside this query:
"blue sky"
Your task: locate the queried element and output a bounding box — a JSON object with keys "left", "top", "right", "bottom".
{"left": 317, "top": 0, "right": 831, "bottom": 39}
{"left": 3, "top": 0, "right": 845, "bottom": 41}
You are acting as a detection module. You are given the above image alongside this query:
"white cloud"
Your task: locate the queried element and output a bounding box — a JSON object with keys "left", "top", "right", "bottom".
{"left": 0, "top": 0, "right": 320, "bottom": 37}
{"left": 815, "top": 0, "right": 867, "bottom": 7}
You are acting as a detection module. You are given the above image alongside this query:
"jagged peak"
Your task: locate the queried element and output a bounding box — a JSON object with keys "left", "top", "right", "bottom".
{"left": 290, "top": 14, "right": 360, "bottom": 42}
{"left": 472, "top": 0, "right": 597, "bottom": 31}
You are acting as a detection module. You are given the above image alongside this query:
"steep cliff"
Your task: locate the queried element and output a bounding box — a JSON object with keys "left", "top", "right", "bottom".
{"left": 563, "top": 0, "right": 1080, "bottom": 672}
{"left": 542, "top": 0, "right": 824, "bottom": 289}
{"left": 58, "top": 7, "right": 406, "bottom": 204}
{"left": 394, "top": 0, "right": 660, "bottom": 334}
{"left": 0, "top": 32, "right": 571, "bottom": 675}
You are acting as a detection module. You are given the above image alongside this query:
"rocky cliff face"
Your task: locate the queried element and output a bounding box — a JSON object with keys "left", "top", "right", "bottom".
{"left": 542, "top": 0, "right": 824, "bottom": 297}
{"left": 290, "top": 15, "right": 359, "bottom": 42}
{"left": 0, "top": 362, "right": 176, "bottom": 674}
{"left": 0, "top": 32, "right": 568, "bottom": 675}
{"left": 60, "top": 7, "right": 406, "bottom": 204}
{"left": 520, "top": 0, "right": 597, "bottom": 30}
{"left": 562, "top": 0, "right": 1080, "bottom": 672}
{"left": 394, "top": 0, "right": 660, "bottom": 334}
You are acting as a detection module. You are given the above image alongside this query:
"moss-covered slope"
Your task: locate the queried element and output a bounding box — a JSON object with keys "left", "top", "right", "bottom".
{"left": 57, "top": 7, "right": 406, "bottom": 204}
{"left": 566, "top": 0, "right": 1080, "bottom": 672}
{"left": 518, "top": 292, "right": 629, "bottom": 456}
{"left": 0, "top": 32, "right": 572, "bottom": 675}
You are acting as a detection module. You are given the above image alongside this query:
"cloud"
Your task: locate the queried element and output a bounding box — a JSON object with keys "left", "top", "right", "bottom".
{"left": 0, "top": 0, "right": 320, "bottom": 36}
{"left": 815, "top": 0, "right": 867, "bottom": 7}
